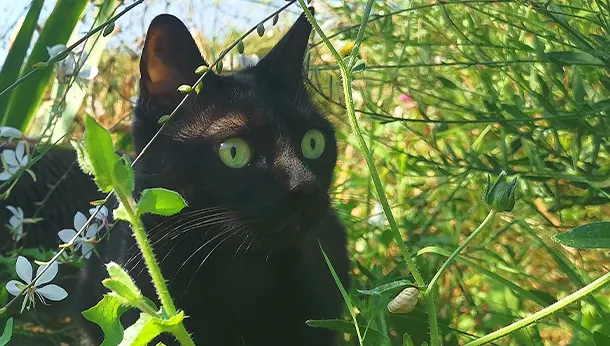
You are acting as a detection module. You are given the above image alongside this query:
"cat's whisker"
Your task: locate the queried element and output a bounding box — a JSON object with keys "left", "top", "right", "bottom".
{"left": 179, "top": 229, "right": 239, "bottom": 300}
{"left": 233, "top": 233, "right": 250, "bottom": 259}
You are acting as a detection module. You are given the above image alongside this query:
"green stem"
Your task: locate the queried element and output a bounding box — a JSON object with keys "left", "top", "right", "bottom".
{"left": 464, "top": 270, "right": 610, "bottom": 346}
{"left": 297, "top": 3, "right": 441, "bottom": 346}
{"left": 426, "top": 210, "right": 497, "bottom": 293}
{"left": 115, "top": 193, "right": 177, "bottom": 317}
{"left": 171, "top": 324, "right": 197, "bottom": 346}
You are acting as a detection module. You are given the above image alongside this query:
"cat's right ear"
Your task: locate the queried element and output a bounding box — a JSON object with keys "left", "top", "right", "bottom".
{"left": 139, "top": 14, "right": 209, "bottom": 104}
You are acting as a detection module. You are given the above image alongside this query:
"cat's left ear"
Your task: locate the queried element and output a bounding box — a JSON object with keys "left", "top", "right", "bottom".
{"left": 255, "top": 8, "right": 314, "bottom": 84}
{"left": 139, "top": 14, "right": 208, "bottom": 102}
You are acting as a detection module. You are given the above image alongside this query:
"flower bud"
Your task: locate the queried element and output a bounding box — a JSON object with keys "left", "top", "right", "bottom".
{"left": 388, "top": 287, "right": 419, "bottom": 314}
{"left": 484, "top": 170, "right": 518, "bottom": 212}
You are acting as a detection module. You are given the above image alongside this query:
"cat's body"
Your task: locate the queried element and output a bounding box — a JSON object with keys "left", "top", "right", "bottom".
{"left": 2, "top": 9, "right": 350, "bottom": 346}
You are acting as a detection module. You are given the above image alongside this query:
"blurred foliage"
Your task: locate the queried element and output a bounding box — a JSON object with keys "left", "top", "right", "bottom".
{"left": 1, "top": 0, "right": 610, "bottom": 345}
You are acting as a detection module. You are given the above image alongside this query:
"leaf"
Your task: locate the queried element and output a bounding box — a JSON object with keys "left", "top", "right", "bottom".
{"left": 113, "top": 202, "right": 130, "bottom": 222}
{"left": 551, "top": 222, "right": 610, "bottom": 249}
{"left": 114, "top": 155, "right": 135, "bottom": 196}
{"left": 70, "top": 139, "right": 95, "bottom": 176}
{"left": 357, "top": 279, "right": 416, "bottom": 296}
{"left": 595, "top": 331, "right": 610, "bottom": 346}
{"left": 82, "top": 295, "right": 130, "bottom": 346}
{"left": 84, "top": 115, "right": 120, "bottom": 192}
{"left": 0, "top": 318, "right": 13, "bottom": 346}
{"left": 1, "top": 0, "right": 89, "bottom": 130}
{"left": 103, "top": 262, "right": 143, "bottom": 307}
{"left": 158, "top": 115, "right": 171, "bottom": 124}
{"left": 0, "top": 0, "right": 45, "bottom": 119}
{"left": 136, "top": 188, "right": 188, "bottom": 217}
{"left": 306, "top": 319, "right": 390, "bottom": 346}
{"left": 118, "top": 311, "right": 184, "bottom": 346}
{"left": 545, "top": 51, "right": 604, "bottom": 66}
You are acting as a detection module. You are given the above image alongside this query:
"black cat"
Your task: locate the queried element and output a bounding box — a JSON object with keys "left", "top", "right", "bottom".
{"left": 68, "top": 9, "right": 350, "bottom": 346}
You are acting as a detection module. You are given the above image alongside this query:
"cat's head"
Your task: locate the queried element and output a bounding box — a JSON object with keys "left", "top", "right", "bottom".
{"left": 132, "top": 9, "right": 338, "bottom": 247}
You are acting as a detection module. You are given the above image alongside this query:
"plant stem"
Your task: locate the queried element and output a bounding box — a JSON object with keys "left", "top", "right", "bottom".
{"left": 115, "top": 193, "right": 177, "bottom": 317}
{"left": 171, "top": 324, "right": 197, "bottom": 346}
{"left": 426, "top": 210, "right": 497, "bottom": 293}
{"left": 464, "top": 270, "right": 610, "bottom": 346}
{"left": 296, "top": 3, "right": 441, "bottom": 346}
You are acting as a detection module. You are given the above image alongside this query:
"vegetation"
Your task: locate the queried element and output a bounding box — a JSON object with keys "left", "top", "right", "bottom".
{"left": 1, "top": 0, "right": 609, "bottom": 345}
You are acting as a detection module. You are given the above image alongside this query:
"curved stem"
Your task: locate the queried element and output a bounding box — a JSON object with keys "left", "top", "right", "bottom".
{"left": 426, "top": 210, "right": 497, "bottom": 293}
{"left": 464, "top": 270, "right": 610, "bottom": 346}
{"left": 116, "top": 193, "right": 177, "bottom": 316}
{"left": 296, "top": 3, "right": 441, "bottom": 345}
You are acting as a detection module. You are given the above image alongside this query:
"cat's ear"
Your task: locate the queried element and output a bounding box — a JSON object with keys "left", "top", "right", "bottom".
{"left": 140, "top": 14, "right": 207, "bottom": 100}
{"left": 255, "top": 8, "right": 314, "bottom": 84}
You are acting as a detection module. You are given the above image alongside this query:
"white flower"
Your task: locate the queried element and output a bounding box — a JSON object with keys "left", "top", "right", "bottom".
{"left": 89, "top": 205, "right": 109, "bottom": 228}
{"left": 236, "top": 54, "right": 260, "bottom": 68}
{"left": 57, "top": 211, "right": 99, "bottom": 259}
{"left": 368, "top": 202, "right": 387, "bottom": 227}
{"left": 0, "top": 127, "right": 22, "bottom": 142}
{"left": 6, "top": 205, "right": 24, "bottom": 241}
{"left": 5, "top": 256, "right": 68, "bottom": 312}
{"left": 0, "top": 141, "right": 29, "bottom": 181}
{"left": 46, "top": 44, "right": 98, "bottom": 83}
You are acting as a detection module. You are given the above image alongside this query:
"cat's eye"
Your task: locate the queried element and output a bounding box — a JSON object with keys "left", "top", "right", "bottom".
{"left": 301, "top": 129, "right": 325, "bottom": 160}
{"left": 218, "top": 138, "right": 252, "bottom": 168}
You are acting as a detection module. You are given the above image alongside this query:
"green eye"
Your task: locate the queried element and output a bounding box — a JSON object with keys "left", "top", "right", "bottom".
{"left": 301, "top": 129, "right": 325, "bottom": 159}
{"left": 218, "top": 138, "right": 252, "bottom": 168}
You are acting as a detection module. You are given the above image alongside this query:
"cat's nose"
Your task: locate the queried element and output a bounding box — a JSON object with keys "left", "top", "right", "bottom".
{"left": 289, "top": 166, "right": 318, "bottom": 195}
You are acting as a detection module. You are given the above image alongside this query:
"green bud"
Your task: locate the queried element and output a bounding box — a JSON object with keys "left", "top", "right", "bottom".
{"left": 256, "top": 23, "right": 265, "bottom": 37}
{"left": 272, "top": 14, "right": 279, "bottom": 26}
{"left": 103, "top": 21, "right": 115, "bottom": 37}
{"left": 484, "top": 170, "right": 518, "bottom": 212}
{"left": 216, "top": 60, "right": 224, "bottom": 74}
{"left": 195, "top": 65, "right": 208, "bottom": 75}
{"left": 177, "top": 85, "right": 192, "bottom": 93}
{"left": 32, "top": 61, "right": 49, "bottom": 70}
{"left": 237, "top": 40, "right": 245, "bottom": 54}
{"left": 158, "top": 115, "right": 171, "bottom": 124}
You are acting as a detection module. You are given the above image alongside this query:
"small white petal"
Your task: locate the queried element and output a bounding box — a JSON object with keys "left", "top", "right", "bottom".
{"left": 35, "top": 261, "right": 58, "bottom": 286}
{"left": 0, "top": 127, "right": 21, "bottom": 139}
{"left": 36, "top": 284, "right": 68, "bottom": 301}
{"left": 73, "top": 211, "right": 87, "bottom": 231}
{"left": 5, "top": 280, "right": 24, "bottom": 296}
{"left": 90, "top": 206, "right": 108, "bottom": 219}
{"left": 81, "top": 242, "right": 94, "bottom": 259}
{"left": 9, "top": 216, "right": 21, "bottom": 227}
{"left": 20, "top": 154, "right": 28, "bottom": 165}
{"left": 78, "top": 66, "right": 98, "bottom": 80}
{"left": 3, "top": 149, "right": 17, "bottom": 166}
{"left": 0, "top": 171, "right": 13, "bottom": 181}
{"left": 57, "top": 229, "right": 77, "bottom": 243}
{"left": 14, "top": 225, "right": 23, "bottom": 241}
{"left": 6, "top": 205, "right": 18, "bottom": 217}
{"left": 86, "top": 223, "right": 99, "bottom": 239}
{"left": 15, "top": 142, "right": 25, "bottom": 162}
{"left": 46, "top": 44, "right": 67, "bottom": 59}
{"left": 15, "top": 256, "right": 32, "bottom": 283}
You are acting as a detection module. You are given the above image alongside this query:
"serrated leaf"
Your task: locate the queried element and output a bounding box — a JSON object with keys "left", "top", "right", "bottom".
{"left": 84, "top": 116, "right": 120, "bottom": 193}
{"left": 82, "top": 295, "right": 130, "bottom": 346}
{"left": 118, "top": 311, "right": 184, "bottom": 346}
{"left": 357, "top": 279, "right": 416, "bottom": 296}
{"left": 0, "top": 318, "right": 13, "bottom": 346}
{"left": 306, "top": 319, "right": 390, "bottom": 345}
{"left": 136, "top": 188, "right": 188, "bottom": 217}
{"left": 552, "top": 222, "right": 610, "bottom": 249}
{"left": 545, "top": 51, "right": 604, "bottom": 66}
{"left": 71, "top": 139, "right": 95, "bottom": 175}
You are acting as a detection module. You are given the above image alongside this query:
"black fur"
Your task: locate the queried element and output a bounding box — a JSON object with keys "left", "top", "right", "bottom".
{"left": 71, "top": 10, "right": 350, "bottom": 346}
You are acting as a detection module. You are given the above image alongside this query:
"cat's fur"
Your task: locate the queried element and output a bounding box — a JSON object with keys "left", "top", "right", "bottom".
{"left": 0, "top": 9, "right": 350, "bottom": 346}
{"left": 70, "top": 10, "right": 350, "bottom": 346}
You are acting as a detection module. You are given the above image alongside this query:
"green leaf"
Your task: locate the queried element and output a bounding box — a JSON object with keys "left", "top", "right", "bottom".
{"left": 136, "top": 188, "right": 188, "bottom": 217}
{"left": 82, "top": 295, "right": 130, "bottom": 346}
{"left": 1, "top": 0, "right": 89, "bottom": 130}
{"left": 70, "top": 139, "right": 95, "bottom": 176}
{"left": 0, "top": 0, "right": 45, "bottom": 119}
{"left": 306, "top": 319, "right": 390, "bottom": 346}
{"left": 114, "top": 155, "right": 135, "bottom": 196}
{"left": 357, "top": 279, "right": 416, "bottom": 296}
{"left": 551, "top": 222, "right": 610, "bottom": 249}
{"left": 84, "top": 115, "right": 120, "bottom": 192}
{"left": 103, "top": 262, "right": 143, "bottom": 307}
{"left": 545, "top": 51, "right": 604, "bottom": 66}
{"left": 0, "top": 318, "right": 13, "bottom": 346}
{"left": 118, "top": 311, "right": 184, "bottom": 346}
{"left": 113, "top": 202, "right": 130, "bottom": 222}
{"left": 594, "top": 331, "right": 610, "bottom": 346}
